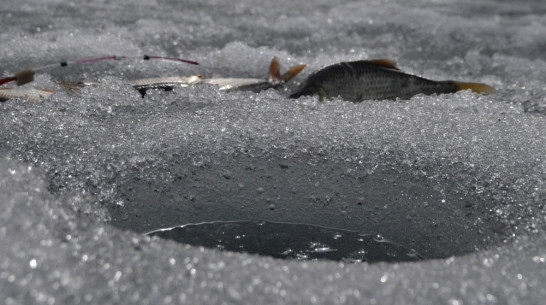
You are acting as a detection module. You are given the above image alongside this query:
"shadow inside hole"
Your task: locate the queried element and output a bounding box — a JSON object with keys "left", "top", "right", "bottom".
{"left": 148, "top": 220, "right": 424, "bottom": 263}
{"left": 109, "top": 152, "right": 508, "bottom": 261}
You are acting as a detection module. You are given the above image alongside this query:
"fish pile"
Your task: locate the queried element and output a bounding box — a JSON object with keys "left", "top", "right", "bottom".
{"left": 0, "top": 55, "right": 493, "bottom": 102}
{"left": 0, "top": 57, "right": 305, "bottom": 102}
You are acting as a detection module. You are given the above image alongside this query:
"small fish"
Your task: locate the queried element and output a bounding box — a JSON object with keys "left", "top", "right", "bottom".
{"left": 289, "top": 59, "right": 494, "bottom": 102}
{"left": 132, "top": 57, "right": 306, "bottom": 96}
{"left": 0, "top": 88, "right": 54, "bottom": 102}
{"left": 0, "top": 57, "right": 306, "bottom": 102}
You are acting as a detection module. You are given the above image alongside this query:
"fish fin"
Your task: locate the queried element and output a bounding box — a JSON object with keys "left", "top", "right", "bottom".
{"left": 362, "top": 59, "right": 399, "bottom": 70}
{"left": 280, "top": 64, "right": 306, "bottom": 82}
{"left": 268, "top": 56, "right": 281, "bottom": 84}
{"left": 57, "top": 81, "right": 87, "bottom": 90}
{"left": 453, "top": 81, "right": 495, "bottom": 94}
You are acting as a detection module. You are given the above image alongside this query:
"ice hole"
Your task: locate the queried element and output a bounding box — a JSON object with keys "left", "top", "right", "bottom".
{"left": 109, "top": 152, "right": 507, "bottom": 262}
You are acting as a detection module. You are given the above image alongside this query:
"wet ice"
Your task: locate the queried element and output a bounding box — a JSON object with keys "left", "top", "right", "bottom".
{"left": 148, "top": 221, "right": 424, "bottom": 263}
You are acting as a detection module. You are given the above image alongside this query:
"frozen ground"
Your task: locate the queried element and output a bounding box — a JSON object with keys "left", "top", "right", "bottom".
{"left": 1, "top": 0, "right": 545, "bottom": 304}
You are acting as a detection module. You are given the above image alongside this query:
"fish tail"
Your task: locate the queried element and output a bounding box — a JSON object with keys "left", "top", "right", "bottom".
{"left": 268, "top": 57, "right": 281, "bottom": 84}
{"left": 268, "top": 56, "right": 306, "bottom": 84}
{"left": 280, "top": 64, "right": 306, "bottom": 82}
{"left": 453, "top": 81, "right": 495, "bottom": 94}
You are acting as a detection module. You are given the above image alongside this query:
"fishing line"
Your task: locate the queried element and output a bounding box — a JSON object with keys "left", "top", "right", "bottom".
{"left": 0, "top": 55, "right": 199, "bottom": 86}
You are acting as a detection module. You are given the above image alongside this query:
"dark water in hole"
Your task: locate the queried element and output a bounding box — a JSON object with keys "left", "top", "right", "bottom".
{"left": 148, "top": 220, "right": 424, "bottom": 263}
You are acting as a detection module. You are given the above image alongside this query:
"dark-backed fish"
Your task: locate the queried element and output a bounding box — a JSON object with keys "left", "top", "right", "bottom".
{"left": 289, "top": 59, "right": 494, "bottom": 102}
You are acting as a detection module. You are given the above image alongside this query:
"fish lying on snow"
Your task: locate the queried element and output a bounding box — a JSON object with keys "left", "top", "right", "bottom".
{"left": 0, "top": 57, "right": 306, "bottom": 102}
{"left": 289, "top": 59, "right": 494, "bottom": 102}
{"left": 131, "top": 57, "right": 305, "bottom": 96}
{"left": 0, "top": 88, "right": 55, "bottom": 102}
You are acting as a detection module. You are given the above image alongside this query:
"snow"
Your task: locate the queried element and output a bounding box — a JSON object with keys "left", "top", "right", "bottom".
{"left": 1, "top": 0, "right": 545, "bottom": 304}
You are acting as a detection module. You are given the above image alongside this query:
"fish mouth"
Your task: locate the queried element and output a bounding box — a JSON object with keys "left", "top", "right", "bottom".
{"left": 289, "top": 84, "right": 323, "bottom": 99}
{"left": 288, "top": 91, "right": 306, "bottom": 99}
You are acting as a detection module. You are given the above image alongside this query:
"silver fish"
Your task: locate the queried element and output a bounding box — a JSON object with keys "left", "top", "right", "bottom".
{"left": 289, "top": 59, "right": 494, "bottom": 102}
{"left": 131, "top": 57, "right": 305, "bottom": 96}
{"left": 0, "top": 88, "right": 54, "bottom": 102}
{"left": 0, "top": 57, "right": 306, "bottom": 101}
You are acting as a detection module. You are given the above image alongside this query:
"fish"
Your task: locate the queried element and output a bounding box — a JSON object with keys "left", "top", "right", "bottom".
{"left": 0, "top": 57, "right": 306, "bottom": 102}
{"left": 0, "top": 87, "right": 54, "bottom": 102}
{"left": 131, "top": 57, "right": 305, "bottom": 96}
{"left": 289, "top": 59, "right": 494, "bottom": 102}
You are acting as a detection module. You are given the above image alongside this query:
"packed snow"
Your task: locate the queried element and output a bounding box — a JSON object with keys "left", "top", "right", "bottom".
{"left": 1, "top": 0, "right": 545, "bottom": 304}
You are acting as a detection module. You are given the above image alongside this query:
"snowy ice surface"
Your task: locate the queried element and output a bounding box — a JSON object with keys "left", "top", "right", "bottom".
{"left": 1, "top": 0, "right": 545, "bottom": 304}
